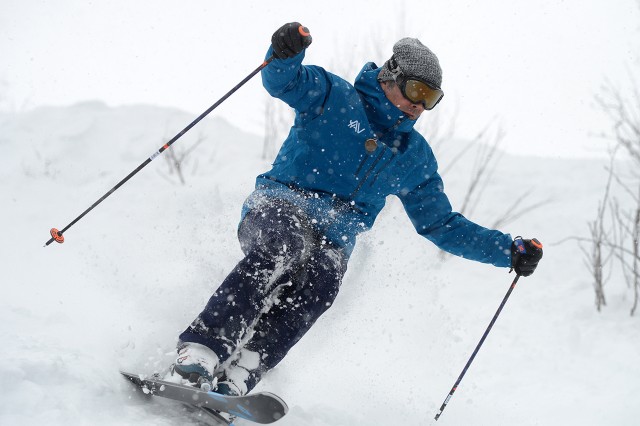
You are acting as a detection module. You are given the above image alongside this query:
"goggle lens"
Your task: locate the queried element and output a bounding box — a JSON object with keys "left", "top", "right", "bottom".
{"left": 402, "top": 79, "right": 444, "bottom": 110}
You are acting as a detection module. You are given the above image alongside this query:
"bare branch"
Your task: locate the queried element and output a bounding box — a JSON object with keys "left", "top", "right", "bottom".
{"left": 456, "top": 120, "right": 503, "bottom": 217}
{"left": 490, "top": 192, "right": 555, "bottom": 229}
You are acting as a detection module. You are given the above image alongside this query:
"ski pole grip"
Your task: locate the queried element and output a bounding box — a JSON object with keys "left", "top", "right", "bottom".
{"left": 298, "top": 25, "right": 312, "bottom": 48}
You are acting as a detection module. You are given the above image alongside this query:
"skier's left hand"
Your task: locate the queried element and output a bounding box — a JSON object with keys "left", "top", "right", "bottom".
{"left": 511, "top": 237, "right": 543, "bottom": 277}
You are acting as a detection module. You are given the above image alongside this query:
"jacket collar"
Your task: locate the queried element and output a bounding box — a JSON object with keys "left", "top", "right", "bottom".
{"left": 354, "top": 62, "right": 417, "bottom": 134}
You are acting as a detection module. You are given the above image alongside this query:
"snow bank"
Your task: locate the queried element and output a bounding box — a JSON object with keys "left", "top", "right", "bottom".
{"left": 1, "top": 103, "right": 638, "bottom": 425}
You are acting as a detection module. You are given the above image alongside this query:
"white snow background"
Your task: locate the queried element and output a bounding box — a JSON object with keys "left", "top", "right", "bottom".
{"left": 1, "top": 101, "right": 639, "bottom": 426}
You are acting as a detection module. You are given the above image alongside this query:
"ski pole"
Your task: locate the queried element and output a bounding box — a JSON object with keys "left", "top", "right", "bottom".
{"left": 44, "top": 56, "right": 276, "bottom": 247}
{"left": 434, "top": 271, "right": 522, "bottom": 421}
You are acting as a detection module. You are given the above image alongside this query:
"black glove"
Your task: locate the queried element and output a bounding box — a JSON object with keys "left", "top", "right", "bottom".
{"left": 510, "top": 237, "right": 543, "bottom": 277}
{"left": 271, "top": 22, "right": 312, "bottom": 59}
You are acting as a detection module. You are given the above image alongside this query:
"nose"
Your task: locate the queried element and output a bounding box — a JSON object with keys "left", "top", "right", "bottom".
{"left": 411, "top": 102, "right": 425, "bottom": 113}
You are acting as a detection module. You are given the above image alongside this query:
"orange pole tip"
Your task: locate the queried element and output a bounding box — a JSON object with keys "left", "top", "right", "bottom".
{"left": 298, "top": 26, "right": 310, "bottom": 37}
{"left": 50, "top": 228, "right": 65, "bottom": 244}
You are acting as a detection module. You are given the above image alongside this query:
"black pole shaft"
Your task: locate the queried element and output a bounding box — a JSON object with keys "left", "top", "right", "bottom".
{"left": 434, "top": 274, "right": 521, "bottom": 421}
{"left": 45, "top": 56, "right": 274, "bottom": 247}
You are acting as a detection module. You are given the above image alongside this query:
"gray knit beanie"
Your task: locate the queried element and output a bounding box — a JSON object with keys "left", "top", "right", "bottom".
{"left": 378, "top": 37, "right": 442, "bottom": 89}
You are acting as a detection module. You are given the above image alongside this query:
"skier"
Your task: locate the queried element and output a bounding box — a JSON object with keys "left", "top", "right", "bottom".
{"left": 167, "top": 22, "right": 543, "bottom": 396}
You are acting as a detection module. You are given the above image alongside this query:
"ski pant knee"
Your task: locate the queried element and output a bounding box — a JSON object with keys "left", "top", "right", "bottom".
{"left": 238, "top": 200, "right": 316, "bottom": 268}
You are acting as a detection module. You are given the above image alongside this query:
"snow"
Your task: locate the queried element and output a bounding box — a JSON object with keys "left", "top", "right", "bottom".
{"left": 1, "top": 102, "right": 639, "bottom": 425}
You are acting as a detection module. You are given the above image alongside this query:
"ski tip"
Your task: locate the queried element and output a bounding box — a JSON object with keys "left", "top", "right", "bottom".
{"left": 120, "top": 370, "right": 145, "bottom": 382}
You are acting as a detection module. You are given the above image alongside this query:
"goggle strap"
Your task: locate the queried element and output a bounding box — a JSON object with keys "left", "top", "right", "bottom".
{"left": 387, "top": 55, "right": 404, "bottom": 81}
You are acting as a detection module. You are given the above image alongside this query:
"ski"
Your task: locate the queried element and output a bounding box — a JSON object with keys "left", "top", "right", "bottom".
{"left": 121, "top": 370, "right": 288, "bottom": 424}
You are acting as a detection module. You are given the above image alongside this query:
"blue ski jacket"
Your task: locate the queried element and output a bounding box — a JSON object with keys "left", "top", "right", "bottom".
{"left": 243, "top": 47, "right": 512, "bottom": 267}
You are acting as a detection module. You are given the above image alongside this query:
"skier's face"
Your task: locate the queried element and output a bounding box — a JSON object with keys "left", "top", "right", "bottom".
{"left": 380, "top": 81, "right": 425, "bottom": 121}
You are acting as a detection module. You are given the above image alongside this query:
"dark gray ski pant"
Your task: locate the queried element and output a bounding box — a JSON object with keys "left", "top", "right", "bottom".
{"left": 179, "top": 199, "right": 348, "bottom": 392}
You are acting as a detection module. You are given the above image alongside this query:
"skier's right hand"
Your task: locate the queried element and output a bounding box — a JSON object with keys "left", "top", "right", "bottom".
{"left": 271, "top": 22, "right": 312, "bottom": 59}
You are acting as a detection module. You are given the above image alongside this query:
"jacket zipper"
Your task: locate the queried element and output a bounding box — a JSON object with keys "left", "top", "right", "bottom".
{"left": 350, "top": 149, "right": 385, "bottom": 199}
{"left": 368, "top": 150, "right": 397, "bottom": 187}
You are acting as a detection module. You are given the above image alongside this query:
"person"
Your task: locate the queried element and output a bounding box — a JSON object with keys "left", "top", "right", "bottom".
{"left": 166, "top": 22, "right": 543, "bottom": 396}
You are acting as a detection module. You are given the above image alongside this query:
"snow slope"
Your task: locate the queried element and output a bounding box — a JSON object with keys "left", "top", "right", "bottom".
{"left": 1, "top": 102, "right": 639, "bottom": 425}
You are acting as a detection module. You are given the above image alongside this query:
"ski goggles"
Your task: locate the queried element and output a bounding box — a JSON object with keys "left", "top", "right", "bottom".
{"left": 386, "top": 56, "right": 444, "bottom": 110}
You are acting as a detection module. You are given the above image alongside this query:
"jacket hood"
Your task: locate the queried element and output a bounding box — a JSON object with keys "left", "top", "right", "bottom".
{"left": 353, "top": 62, "right": 417, "bottom": 134}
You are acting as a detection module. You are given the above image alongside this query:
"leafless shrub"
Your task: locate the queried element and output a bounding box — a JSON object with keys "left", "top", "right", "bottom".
{"left": 585, "top": 73, "right": 640, "bottom": 315}
{"left": 578, "top": 154, "right": 616, "bottom": 311}
{"left": 160, "top": 131, "right": 207, "bottom": 185}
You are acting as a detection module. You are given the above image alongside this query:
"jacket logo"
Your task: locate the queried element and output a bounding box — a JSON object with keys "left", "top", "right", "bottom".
{"left": 348, "top": 120, "right": 365, "bottom": 134}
